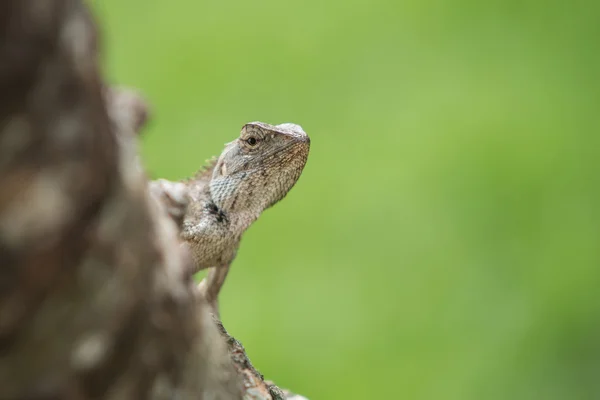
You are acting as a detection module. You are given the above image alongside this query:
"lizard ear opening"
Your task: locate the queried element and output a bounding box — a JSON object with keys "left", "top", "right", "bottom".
{"left": 212, "top": 158, "right": 229, "bottom": 178}
{"left": 219, "top": 161, "right": 228, "bottom": 176}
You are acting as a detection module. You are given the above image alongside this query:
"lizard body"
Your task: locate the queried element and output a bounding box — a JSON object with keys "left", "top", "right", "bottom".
{"left": 153, "top": 122, "right": 310, "bottom": 311}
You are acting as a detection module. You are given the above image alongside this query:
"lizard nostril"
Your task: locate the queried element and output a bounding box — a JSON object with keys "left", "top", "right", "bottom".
{"left": 295, "top": 134, "right": 310, "bottom": 145}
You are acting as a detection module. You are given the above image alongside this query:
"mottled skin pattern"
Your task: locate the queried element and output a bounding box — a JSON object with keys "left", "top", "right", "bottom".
{"left": 181, "top": 122, "right": 310, "bottom": 310}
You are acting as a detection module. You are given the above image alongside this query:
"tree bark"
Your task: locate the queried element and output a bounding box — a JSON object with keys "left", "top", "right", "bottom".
{"left": 0, "top": 1, "right": 301, "bottom": 399}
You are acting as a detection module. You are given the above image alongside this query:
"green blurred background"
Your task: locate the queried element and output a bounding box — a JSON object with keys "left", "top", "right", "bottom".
{"left": 94, "top": 1, "right": 599, "bottom": 398}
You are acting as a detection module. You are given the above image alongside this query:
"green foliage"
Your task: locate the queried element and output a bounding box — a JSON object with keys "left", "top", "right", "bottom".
{"left": 94, "top": 1, "right": 600, "bottom": 398}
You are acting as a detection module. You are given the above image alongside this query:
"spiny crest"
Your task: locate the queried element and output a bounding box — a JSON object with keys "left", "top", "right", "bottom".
{"left": 184, "top": 156, "right": 218, "bottom": 185}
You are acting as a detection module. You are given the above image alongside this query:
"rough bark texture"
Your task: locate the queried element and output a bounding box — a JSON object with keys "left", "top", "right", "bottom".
{"left": 0, "top": 1, "right": 301, "bottom": 399}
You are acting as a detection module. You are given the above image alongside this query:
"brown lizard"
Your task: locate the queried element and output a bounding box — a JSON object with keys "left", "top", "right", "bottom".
{"left": 151, "top": 122, "right": 310, "bottom": 313}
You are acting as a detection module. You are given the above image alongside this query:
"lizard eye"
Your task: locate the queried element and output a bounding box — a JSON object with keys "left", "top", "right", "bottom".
{"left": 246, "top": 137, "right": 258, "bottom": 146}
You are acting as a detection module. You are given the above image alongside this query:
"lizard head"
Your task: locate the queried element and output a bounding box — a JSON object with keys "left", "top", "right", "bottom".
{"left": 209, "top": 121, "right": 310, "bottom": 220}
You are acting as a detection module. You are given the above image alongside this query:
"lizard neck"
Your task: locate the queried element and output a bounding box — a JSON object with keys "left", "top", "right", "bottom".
{"left": 206, "top": 191, "right": 261, "bottom": 235}
{"left": 208, "top": 174, "right": 267, "bottom": 230}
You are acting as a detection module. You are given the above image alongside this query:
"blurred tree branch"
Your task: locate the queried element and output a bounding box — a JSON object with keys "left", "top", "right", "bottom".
{"left": 0, "top": 0, "right": 303, "bottom": 399}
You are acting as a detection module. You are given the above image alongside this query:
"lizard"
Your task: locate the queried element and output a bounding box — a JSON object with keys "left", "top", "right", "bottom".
{"left": 107, "top": 93, "right": 310, "bottom": 393}
{"left": 151, "top": 122, "right": 310, "bottom": 313}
